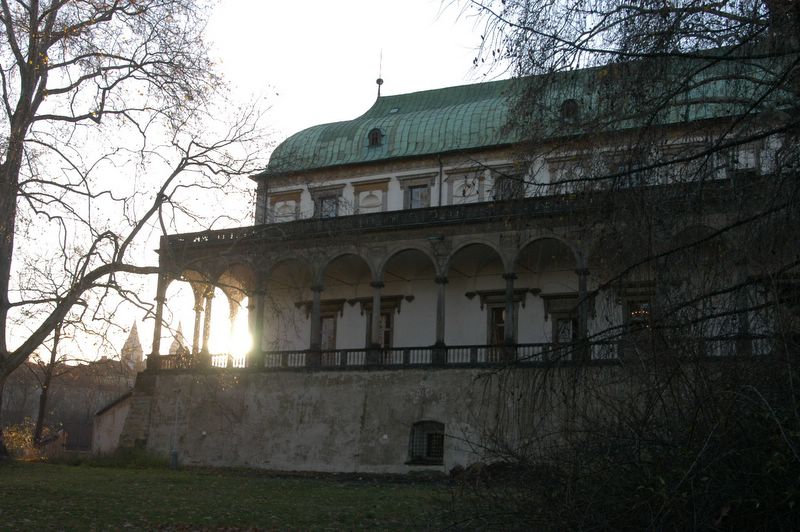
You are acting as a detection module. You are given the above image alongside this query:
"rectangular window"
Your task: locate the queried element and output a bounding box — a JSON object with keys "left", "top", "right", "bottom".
{"left": 489, "top": 306, "right": 506, "bottom": 345}
{"left": 310, "top": 184, "right": 345, "bottom": 219}
{"left": 494, "top": 175, "right": 524, "bottom": 200}
{"left": 366, "top": 310, "right": 393, "bottom": 348}
{"left": 555, "top": 317, "right": 578, "bottom": 344}
{"left": 408, "top": 185, "right": 430, "bottom": 209}
{"left": 321, "top": 314, "right": 336, "bottom": 350}
{"left": 399, "top": 174, "right": 436, "bottom": 209}
{"left": 318, "top": 196, "right": 338, "bottom": 219}
{"left": 627, "top": 299, "right": 652, "bottom": 327}
{"left": 267, "top": 189, "right": 302, "bottom": 223}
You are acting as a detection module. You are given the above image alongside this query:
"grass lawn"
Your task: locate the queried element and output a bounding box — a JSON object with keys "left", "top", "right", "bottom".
{"left": 0, "top": 461, "right": 454, "bottom": 530}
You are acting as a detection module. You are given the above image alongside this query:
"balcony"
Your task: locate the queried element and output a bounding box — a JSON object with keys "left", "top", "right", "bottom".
{"left": 161, "top": 178, "right": 745, "bottom": 255}
{"left": 150, "top": 335, "right": 773, "bottom": 372}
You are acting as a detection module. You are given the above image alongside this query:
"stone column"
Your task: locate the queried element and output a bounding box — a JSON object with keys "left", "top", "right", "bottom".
{"left": 251, "top": 288, "right": 267, "bottom": 367}
{"left": 503, "top": 273, "right": 517, "bottom": 345}
{"left": 434, "top": 276, "right": 448, "bottom": 346}
{"left": 433, "top": 276, "right": 448, "bottom": 365}
{"left": 370, "top": 281, "right": 384, "bottom": 347}
{"left": 309, "top": 284, "right": 323, "bottom": 352}
{"left": 201, "top": 289, "right": 214, "bottom": 354}
{"left": 191, "top": 303, "right": 203, "bottom": 356}
{"left": 149, "top": 274, "right": 168, "bottom": 359}
{"left": 576, "top": 267, "right": 590, "bottom": 361}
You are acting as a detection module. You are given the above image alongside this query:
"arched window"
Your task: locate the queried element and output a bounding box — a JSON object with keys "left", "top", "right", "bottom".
{"left": 408, "top": 420, "right": 444, "bottom": 464}
{"left": 367, "top": 128, "right": 383, "bottom": 148}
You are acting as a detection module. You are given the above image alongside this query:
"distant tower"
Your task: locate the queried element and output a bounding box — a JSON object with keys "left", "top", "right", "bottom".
{"left": 121, "top": 321, "right": 144, "bottom": 371}
{"left": 169, "top": 322, "right": 190, "bottom": 356}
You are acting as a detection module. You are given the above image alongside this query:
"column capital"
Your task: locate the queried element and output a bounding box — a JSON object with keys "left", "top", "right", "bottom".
{"left": 502, "top": 272, "right": 518, "bottom": 281}
{"left": 435, "top": 276, "right": 449, "bottom": 285}
{"left": 575, "top": 268, "right": 590, "bottom": 276}
{"left": 370, "top": 281, "right": 385, "bottom": 289}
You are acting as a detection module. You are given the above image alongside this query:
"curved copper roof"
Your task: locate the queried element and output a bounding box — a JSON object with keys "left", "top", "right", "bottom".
{"left": 260, "top": 49, "right": 794, "bottom": 178}
{"left": 262, "top": 78, "right": 521, "bottom": 176}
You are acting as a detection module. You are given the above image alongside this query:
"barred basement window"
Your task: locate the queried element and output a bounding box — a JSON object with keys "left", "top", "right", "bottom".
{"left": 408, "top": 421, "right": 444, "bottom": 465}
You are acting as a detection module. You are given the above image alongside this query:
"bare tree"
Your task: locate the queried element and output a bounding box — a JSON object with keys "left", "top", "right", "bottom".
{"left": 442, "top": 1, "right": 800, "bottom": 528}
{"left": 0, "top": 1, "right": 267, "bottom": 458}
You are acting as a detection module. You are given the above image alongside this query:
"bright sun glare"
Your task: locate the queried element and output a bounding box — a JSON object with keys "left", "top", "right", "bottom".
{"left": 165, "top": 286, "right": 253, "bottom": 359}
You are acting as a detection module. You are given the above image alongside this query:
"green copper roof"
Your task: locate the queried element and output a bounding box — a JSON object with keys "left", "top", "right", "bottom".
{"left": 262, "top": 49, "right": 795, "bottom": 177}
{"left": 263, "top": 78, "right": 522, "bottom": 176}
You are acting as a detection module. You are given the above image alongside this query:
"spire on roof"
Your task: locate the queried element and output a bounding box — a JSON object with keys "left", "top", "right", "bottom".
{"left": 121, "top": 321, "right": 143, "bottom": 370}
{"left": 376, "top": 49, "right": 384, "bottom": 98}
{"left": 169, "top": 322, "right": 189, "bottom": 355}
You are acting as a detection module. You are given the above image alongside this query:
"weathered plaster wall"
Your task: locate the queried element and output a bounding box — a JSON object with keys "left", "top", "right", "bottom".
{"left": 130, "top": 368, "right": 554, "bottom": 474}
{"left": 92, "top": 396, "right": 131, "bottom": 454}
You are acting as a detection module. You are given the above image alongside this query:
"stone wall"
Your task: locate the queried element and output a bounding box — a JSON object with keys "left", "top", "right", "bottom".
{"left": 122, "top": 363, "right": 628, "bottom": 473}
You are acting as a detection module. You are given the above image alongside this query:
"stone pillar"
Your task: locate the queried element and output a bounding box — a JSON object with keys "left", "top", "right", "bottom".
{"left": 435, "top": 276, "right": 448, "bottom": 346}
{"left": 251, "top": 288, "right": 267, "bottom": 367}
{"left": 201, "top": 289, "right": 214, "bottom": 354}
{"left": 433, "top": 276, "right": 448, "bottom": 365}
{"left": 191, "top": 303, "right": 203, "bottom": 356}
{"left": 503, "top": 273, "right": 517, "bottom": 345}
{"left": 576, "top": 267, "right": 590, "bottom": 361}
{"left": 370, "top": 281, "right": 384, "bottom": 347}
{"left": 150, "top": 273, "right": 168, "bottom": 358}
{"left": 309, "top": 284, "right": 323, "bottom": 352}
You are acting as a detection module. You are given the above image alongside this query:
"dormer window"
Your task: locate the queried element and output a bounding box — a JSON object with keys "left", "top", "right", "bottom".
{"left": 367, "top": 128, "right": 383, "bottom": 148}
{"left": 560, "top": 99, "right": 580, "bottom": 124}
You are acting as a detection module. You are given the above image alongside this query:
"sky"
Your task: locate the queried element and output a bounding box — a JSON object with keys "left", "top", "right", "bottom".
{"left": 207, "top": 0, "right": 494, "bottom": 140}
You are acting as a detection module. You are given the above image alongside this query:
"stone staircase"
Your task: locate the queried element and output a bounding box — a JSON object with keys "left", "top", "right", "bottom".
{"left": 118, "top": 392, "right": 153, "bottom": 448}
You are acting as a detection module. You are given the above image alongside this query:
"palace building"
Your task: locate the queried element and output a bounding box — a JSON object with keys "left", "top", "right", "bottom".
{"left": 119, "top": 53, "right": 798, "bottom": 472}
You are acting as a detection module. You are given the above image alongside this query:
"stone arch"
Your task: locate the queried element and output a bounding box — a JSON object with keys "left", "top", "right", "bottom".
{"left": 661, "top": 223, "right": 735, "bottom": 353}
{"left": 514, "top": 235, "right": 581, "bottom": 273}
{"left": 515, "top": 237, "right": 584, "bottom": 347}
{"left": 212, "top": 263, "right": 258, "bottom": 361}
{"left": 665, "top": 224, "right": 731, "bottom": 285}
{"left": 314, "top": 253, "right": 375, "bottom": 352}
{"left": 379, "top": 245, "right": 439, "bottom": 280}
{"left": 157, "top": 268, "right": 213, "bottom": 358}
{"left": 320, "top": 252, "right": 377, "bottom": 287}
{"left": 261, "top": 257, "right": 315, "bottom": 353}
{"left": 668, "top": 224, "right": 728, "bottom": 255}
{"left": 380, "top": 247, "right": 440, "bottom": 348}
{"left": 445, "top": 239, "right": 506, "bottom": 277}
{"left": 444, "top": 242, "right": 507, "bottom": 347}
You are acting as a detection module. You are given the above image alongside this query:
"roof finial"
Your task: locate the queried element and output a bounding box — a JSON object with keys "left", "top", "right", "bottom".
{"left": 376, "top": 49, "right": 384, "bottom": 98}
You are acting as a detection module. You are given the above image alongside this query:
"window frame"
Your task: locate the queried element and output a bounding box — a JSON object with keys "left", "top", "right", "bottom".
{"left": 309, "top": 184, "right": 345, "bottom": 219}
{"left": 353, "top": 178, "right": 390, "bottom": 214}
{"left": 492, "top": 170, "right": 525, "bottom": 200}
{"left": 398, "top": 173, "right": 436, "bottom": 210}
{"left": 267, "top": 189, "right": 302, "bottom": 223}
{"left": 367, "top": 127, "right": 384, "bottom": 148}
{"left": 407, "top": 420, "right": 445, "bottom": 465}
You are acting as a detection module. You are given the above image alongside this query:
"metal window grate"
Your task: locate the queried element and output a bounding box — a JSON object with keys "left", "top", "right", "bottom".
{"left": 409, "top": 421, "right": 444, "bottom": 464}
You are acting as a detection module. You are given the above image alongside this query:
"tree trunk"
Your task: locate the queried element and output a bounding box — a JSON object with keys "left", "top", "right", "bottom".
{"left": 33, "top": 322, "right": 60, "bottom": 446}
{"left": 0, "top": 376, "right": 8, "bottom": 460}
